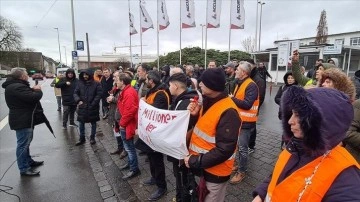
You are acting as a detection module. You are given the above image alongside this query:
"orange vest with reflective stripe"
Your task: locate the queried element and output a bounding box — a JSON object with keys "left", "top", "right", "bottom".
{"left": 145, "top": 90, "right": 170, "bottom": 107}
{"left": 189, "top": 97, "right": 240, "bottom": 177}
{"left": 266, "top": 145, "right": 360, "bottom": 202}
{"left": 233, "top": 77, "right": 259, "bottom": 122}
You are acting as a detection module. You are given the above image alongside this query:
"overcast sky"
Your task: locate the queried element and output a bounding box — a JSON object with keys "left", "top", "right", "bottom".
{"left": 1, "top": 0, "right": 359, "bottom": 65}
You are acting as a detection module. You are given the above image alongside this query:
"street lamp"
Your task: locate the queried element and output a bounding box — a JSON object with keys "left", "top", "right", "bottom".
{"left": 258, "top": 1, "right": 265, "bottom": 51}
{"left": 54, "top": 27, "right": 62, "bottom": 64}
{"left": 62, "top": 46, "right": 68, "bottom": 66}
{"left": 200, "top": 24, "right": 206, "bottom": 50}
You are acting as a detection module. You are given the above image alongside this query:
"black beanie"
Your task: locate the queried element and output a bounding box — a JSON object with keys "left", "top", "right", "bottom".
{"left": 200, "top": 68, "right": 226, "bottom": 92}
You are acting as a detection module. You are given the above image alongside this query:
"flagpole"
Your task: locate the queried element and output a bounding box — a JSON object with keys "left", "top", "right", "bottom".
{"left": 139, "top": 0, "right": 143, "bottom": 64}
{"left": 179, "top": 0, "right": 182, "bottom": 65}
{"left": 157, "top": 0, "right": 160, "bottom": 70}
{"left": 128, "top": 0, "right": 133, "bottom": 68}
{"left": 255, "top": 0, "right": 259, "bottom": 52}
{"left": 228, "top": 1, "right": 232, "bottom": 62}
{"left": 205, "top": 0, "right": 208, "bottom": 69}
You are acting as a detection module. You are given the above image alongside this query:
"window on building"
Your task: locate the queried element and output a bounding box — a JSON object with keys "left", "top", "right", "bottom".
{"left": 335, "top": 38, "right": 344, "bottom": 45}
{"left": 350, "top": 37, "right": 360, "bottom": 46}
{"left": 309, "top": 42, "right": 316, "bottom": 45}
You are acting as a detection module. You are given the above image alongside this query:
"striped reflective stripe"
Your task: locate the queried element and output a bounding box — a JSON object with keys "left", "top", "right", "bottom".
{"left": 228, "top": 152, "right": 236, "bottom": 160}
{"left": 189, "top": 144, "right": 209, "bottom": 154}
{"left": 240, "top": 112, "right": 257, "bottom": 118}
{"left": 193, "top": 126, "right": 216, "bottom": 144}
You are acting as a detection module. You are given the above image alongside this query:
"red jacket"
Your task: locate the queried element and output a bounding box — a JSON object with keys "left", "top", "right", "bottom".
{"left": 118, "top": 85, "right": 139, "bottom": 140}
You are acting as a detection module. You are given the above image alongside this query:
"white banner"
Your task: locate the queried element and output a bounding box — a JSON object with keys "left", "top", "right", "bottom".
{"left": 230, "top": 0, "right": 245, "bottom": 29}
{"left": 207, "top": 0, "right": 222, "bottom": 28}
{"left": 288, "top": 40, "right": 300, "bottom": 64}
{"left": 129, "top": 12, "right": 138, "bottom": 35}
{"left": 181, "top": 0, "right": 196, "bottom": 28}
{"left": 140, "top": 0, "right": 154, "bottom": 33}
{"left": 277, "top": 42, "right": 289, "bottom": 67}
{"left": 138, "top": 100, "right": 190, "bottom": 159}
{"left": 158, "top": 0, "right": 170, "bottom": 30}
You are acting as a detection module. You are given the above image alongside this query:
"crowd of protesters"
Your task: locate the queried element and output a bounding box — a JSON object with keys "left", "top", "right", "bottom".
{"left": 5, "top": 53, "right": 359, "bottom": 201}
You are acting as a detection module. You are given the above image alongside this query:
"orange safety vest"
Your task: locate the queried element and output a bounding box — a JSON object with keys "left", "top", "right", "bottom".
{"left": 189, "top": 97, "right": 240, "bottom": 177}
{"left": 145, "top": 89, "right": 170, "bottom": 107}
{"left": 266, "top": 145, "right": 360, "bottom": 202}
{"left": 233, "top": 77, "right": 259, "bottom": 122}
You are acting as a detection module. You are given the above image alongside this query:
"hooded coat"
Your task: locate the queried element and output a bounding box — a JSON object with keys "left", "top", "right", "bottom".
{"left": 55, "top": 68, "right": 78, "bottom": 106}
{"left": 353, "top": 70, "right": 360, "bottom": 100}
{"left": 250, "top": 67, "right": 266, "bottom": 107}
{"left": 292, "top": 60, "right": 336, "bottom": 87}
{"left": 345, "top": 99, "right": 360, "bottom": 163}
{"left": 74, "top": 69, "right": 102, "bottom": 123}
{"left": 2, "top": 77, "right": 47, "bottom": 130}
{"left": 253, "top": 87, "right": 360, "bottom": 201}
{"left": 274, "top": 72, "right": 298, "bottom": 119}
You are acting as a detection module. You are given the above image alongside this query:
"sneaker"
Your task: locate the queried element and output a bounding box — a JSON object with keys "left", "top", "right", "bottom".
{"left": 90, "top": 139, "right": 96, "bottom": 145}
{"left": 248, "top": 148, "right": 255, "bottom": 154}
{"left": 119, "top": 150, "right": 128, "bottom": 159}
{"left": 102, "top": 114, "right": 108, "bottom": 119}
{"left": 62, "top": 126, "right": 67, "bottom": 130}
{"left": 110, "top": 149, "right": 122, "bottom": 155}
{"left": 148, "top": 188, "right": 167, "bottom": 201}
{"left": 229, "top": 172, "right": 246, "bottom": 184}
{"left": 142, "top": 177, "right": 156, "bottom": 186}
{"left": 69, "top": 123, "right": 78, "bottom": 127}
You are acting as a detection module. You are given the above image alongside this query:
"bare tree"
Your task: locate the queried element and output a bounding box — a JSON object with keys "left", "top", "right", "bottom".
{"left": 315, "top": 10, "right": 328, "bottom": 44}
{"left": 22, "top": 47, "right": 36, "bottom": 52}
{"left": 115, "top": 56, "right": 131, "bottom": 70}
{"left": 0, "top": 16, "right": 23, "bottom": 51}
{"left": 241, "top": 36, "right": 256, "bottom": 53}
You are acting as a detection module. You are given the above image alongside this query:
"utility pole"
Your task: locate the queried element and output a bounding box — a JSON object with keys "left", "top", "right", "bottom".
{"left": 258, "top": 1, "right": 265, "bottom": 51}
{"left": 54, "top": 28, "right": 62, "bottom": 64}
{"left": 63, "top": 46, "right": 68, "bottom": 66}
{"left": 86, "top": 33, "right": 90, "bottom": 68}
{"left": 71, "top": 0, "right": 77, "bottom": 71}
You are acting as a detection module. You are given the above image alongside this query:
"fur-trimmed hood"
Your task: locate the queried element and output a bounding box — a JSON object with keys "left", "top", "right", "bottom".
{"left": 281, "top": 86, "right": 353, "bottom": 156}
{"left": 283, "top": 72, "right": 298, "bottom": 86}
{"left": 320, "top": 68, "right": 356, "bottom": 102}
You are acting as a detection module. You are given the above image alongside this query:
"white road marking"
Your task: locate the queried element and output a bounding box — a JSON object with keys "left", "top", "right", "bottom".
{"left": 0, "top": 115, "right": 8, "bottom": 131}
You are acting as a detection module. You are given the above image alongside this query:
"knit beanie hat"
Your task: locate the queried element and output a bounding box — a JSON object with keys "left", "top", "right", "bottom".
{"left": 200, "top": 68, "right": 226, "bottom": 92}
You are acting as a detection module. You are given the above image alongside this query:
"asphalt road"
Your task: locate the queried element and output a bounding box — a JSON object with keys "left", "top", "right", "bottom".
{"left": 0, "top": 78, "right": 103, "bottom": 202}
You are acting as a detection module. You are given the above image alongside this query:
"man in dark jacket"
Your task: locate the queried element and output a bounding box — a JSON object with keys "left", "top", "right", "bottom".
{"left": 136, "top": 70, "right": 170, "bottom": 201}
{"left": 74, "top": 69, "right": 102, "bottom": 145}
{"left": 168, "top": 73, "right": 199, "bottom": 202}
{"left": 257, "top": 63, "right": 272, "bottom": 81}
{"left": 2, "top": 68, "right": 46, "bottom": 176}
{"left": 245, "top": 59, "right": 266, "bottom": 154}
{"left": 55, "top": 68, "right": 78, "bottom": 129}
{"left": 100, "top": 67, "right": 113, "bottom": 119}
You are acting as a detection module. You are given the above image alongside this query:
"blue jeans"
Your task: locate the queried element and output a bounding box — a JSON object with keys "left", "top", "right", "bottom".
{"left": 16, "top": 128, "right": 34, "bottom": 172}
{"left": 120, "top": 129, "right": 139, "bottom": 172}
{"left": 79, "top": 121, "right": 96, "bottom": 141}
{"left": 238, "top": 127, "right": 255, "bottom": 173}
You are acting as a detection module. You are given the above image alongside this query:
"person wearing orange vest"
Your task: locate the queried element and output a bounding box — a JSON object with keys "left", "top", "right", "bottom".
{"left": 230, "top": 61, "right": 259, "bottom": 184}
{"left": 184, "top": 68, "right": 241, "bottom": 202}
{"left": 252, "top": 86, "right": 360, "bottom": 202}
{"left": 135, "top": 70, "right": 170, "bottom": 201}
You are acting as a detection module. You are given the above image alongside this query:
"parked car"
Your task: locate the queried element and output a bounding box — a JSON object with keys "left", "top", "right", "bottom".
{"left": 32, "top": 73, "right": 44, "bottom": 80}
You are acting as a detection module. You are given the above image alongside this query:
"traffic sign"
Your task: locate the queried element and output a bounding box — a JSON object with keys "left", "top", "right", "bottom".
{"left": 72, "top": 51, "right": 78, "bottom": 59}
{"left": 76, "top": 41, "right": 84, "bottom": 51}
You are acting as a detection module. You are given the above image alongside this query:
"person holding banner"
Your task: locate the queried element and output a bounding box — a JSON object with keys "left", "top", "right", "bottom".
{"left": 168, "top": 73, "right": 199, "bottom": 202}
{"left": 116, "top": 73, "right": 141, "bottom": 180}
{"left": 135, "top": 70, "right": 170, "bottom": 201}
{"left": 185, "top": 68, "right": 242, "bottom": 202}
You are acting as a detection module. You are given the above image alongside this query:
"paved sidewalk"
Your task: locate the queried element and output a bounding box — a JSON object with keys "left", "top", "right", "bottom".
{"left": 86, "top": 119, "right": 282, "bottom": 202}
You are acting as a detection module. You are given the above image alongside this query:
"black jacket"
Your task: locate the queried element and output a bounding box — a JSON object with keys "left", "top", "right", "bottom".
{"left": 74, "top": 69, "right": 103, "bottom": 123}
{"left": 2, "top": 77, "right": 46, "bottom": 130}
{"left": 250, "top": 68, "right": 266, "bottom": 107}
{"left": 100, "top": 75, "right": 114, "bottom": 106}
{"left": 55, "top": 68, "right": 78, "bottom": 106}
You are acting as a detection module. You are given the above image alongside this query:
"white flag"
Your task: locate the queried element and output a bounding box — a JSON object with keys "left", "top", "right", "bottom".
{"left": 158, "top": 0, "right": 170, "bottom": 30}
{"left": 138, "top": 100, "right": 190, "bottom": 159}
{"left": 181, "top": 0, "right": 196, "bottom": 28}
{"left": 129, "top": 12, "right": 138, "bottom": 35}
{"left": 207, "top": 0, "right": 222, "bottom": 28}
{"left": 230, "top": 0, "right": 245, "bottom": 29}
{"left": 140, "top": 0, "right": 154, "bottom": 33}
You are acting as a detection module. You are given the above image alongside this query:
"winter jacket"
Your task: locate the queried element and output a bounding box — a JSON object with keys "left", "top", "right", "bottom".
{"left": 345, "top": 99, "right": 360, "bottom": 163}
{"left": 74, "top": 69, "right": 102, "bottom": 123}
{"left": 100, "top": 75, "right": 114, "bottom": 107}
{"left": 118, "top": 85, "right": 139, "bottom": 140}
{"left": 292, "top": 60, "right": 336, "bottom": 87}
{"left": 225, "top": 74, "right": 236, "bottom": 95}
{"left": 2, "top": 77, "right": 46, "bottom": 130}
{"left": 188, "top": 92, "right": 242, "bottom": 183}
{"left": 107, "top": 86, "right": 121, "bottom": 125}
{"left": 274, "top": 72, "right": 298, "bottom": 119}
{"left": 257, "top": 67, "right": 272, "bottom": 80}
{"left": 55, "top": 68, "right": 78, "bottom": 106}
{"left": 250, "top": 68, "right": 266, "bottom": 107}
{"left": 253, "top": 87, "right": 360, "bottom": 201}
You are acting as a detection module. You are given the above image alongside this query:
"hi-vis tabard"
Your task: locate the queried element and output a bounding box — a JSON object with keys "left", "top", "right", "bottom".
{"left": 189, "top": 97, "right": 240, "bottom": 177}
{"left": 265, "top": 145, "right": 360, "bottom": 202}
{"left": 145, "top": 90, "right": 170, "bottom": 106}
{"left": 233, "top": 77, "right": 259, "bottom": 122}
